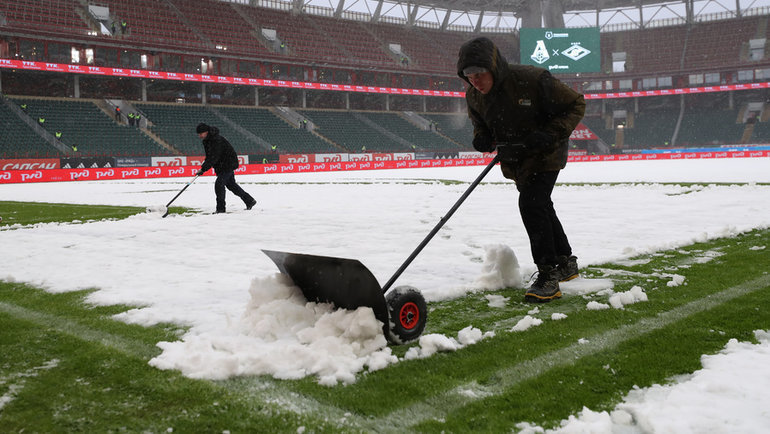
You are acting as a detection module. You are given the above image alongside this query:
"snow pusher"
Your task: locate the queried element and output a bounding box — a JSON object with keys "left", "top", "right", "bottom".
{"left": 264, "top": 152, "right": 504, "bottom": 344}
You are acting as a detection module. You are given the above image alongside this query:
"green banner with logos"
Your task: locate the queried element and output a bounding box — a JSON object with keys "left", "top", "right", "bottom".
{"left": 519, "top": 27, "right": 600, "bottom": 73}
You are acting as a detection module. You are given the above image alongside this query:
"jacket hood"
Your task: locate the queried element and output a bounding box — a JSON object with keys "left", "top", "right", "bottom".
{"left": 457, "top": 37, "right": 508, "bottom": 88}
{"left": 206, "top": 126, "right": 220, "bottom": 138}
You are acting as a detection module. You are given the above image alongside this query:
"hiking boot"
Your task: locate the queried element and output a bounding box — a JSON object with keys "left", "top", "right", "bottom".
{"left": 524, "top": 265, "right": 561, "bottom": 303}
{"left": 245, "top": 198, "right": 257, "bottom": 210}
{"left": 215, "top": 208, "right": 226, "bottom": 214}
{"left": 555, "top": 255, "right": 579, "bottom": 282}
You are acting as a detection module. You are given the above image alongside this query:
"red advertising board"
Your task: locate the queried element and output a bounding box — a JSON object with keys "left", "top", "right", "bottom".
{"left": 0, "top": 151, "right": 768, "bottom": 184}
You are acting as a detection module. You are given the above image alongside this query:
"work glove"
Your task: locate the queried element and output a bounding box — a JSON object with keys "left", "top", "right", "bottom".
{"left": 472, "top": 135, "right": 495, "bottom": 153}
{"left": 495, "top": 143, "right": 527, "bottom": 163}
{"left": 523, "top": 131, "right": 553, "bottom": 152}
{"left": 196, "top": 169, "right": 204, "bottom": 176}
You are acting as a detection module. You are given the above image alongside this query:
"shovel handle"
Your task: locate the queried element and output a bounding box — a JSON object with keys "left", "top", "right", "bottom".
{"left": 161, "top": 174, "right": 199, "bottom": 218}
{"left": 381, "top": 154, "right": 501, "bottom": 293}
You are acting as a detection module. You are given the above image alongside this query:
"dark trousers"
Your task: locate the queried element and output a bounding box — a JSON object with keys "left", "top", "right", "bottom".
{"left": 214, "top": 170, "right": 254, "bottom": 212}
{"left": 516, "top": 170, "right": 572, "bottom": 266}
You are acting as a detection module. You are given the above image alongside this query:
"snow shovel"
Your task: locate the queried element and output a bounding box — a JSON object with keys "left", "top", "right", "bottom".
{"left": 159, "top": 174, "right": 199, "bottom": 218}
{"left": 263, "top": 152, "right": 503, "bottom": 344}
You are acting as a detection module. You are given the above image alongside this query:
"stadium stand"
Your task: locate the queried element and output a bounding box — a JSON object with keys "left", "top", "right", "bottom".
{"left": 0, "top": 98, "right": 63, "bottom": 158}
{"left": 1, "top": 0, "right": 768, "bottom": 161}
{"left": 421, "top": 113, "right": 474, "bottom": 147}
{"left": 9, "top": 97, "right": 170, "bottom": 157}
{"left": 214, "top": 106, "right": 339, "bottom": 154}
{"left": 298, "top": 109, "right": 414, "bottom": 152}
{"left": 356, "top": 111, "right": 464, "bottom": 151}
{"left": 134, "top": 103, "right": 263, "bottom": 155}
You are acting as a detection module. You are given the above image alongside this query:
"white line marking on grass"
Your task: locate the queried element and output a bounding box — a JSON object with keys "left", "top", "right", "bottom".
{"left": 0, "top": 302, "right": 158, "bottom": 359}
{"left": 0, "top": 359, "right": 59, "bottom": 412}
{"left": 347, "top": 274, "right": 770, "bottom": 431}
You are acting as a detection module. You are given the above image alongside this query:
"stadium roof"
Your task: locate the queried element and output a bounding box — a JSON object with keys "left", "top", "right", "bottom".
{"left": 295, "top": 0, "right": 766, "bottom": 31}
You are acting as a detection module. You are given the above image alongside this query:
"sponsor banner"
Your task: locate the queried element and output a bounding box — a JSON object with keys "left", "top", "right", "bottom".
{"left": 2, "top": 59, "right": 769, "bottom": 101}
{"left": 116, "top": 156, "right": 152, "bottom": 167}
{"left": 2, "top": 150, "right": 768, "bottom": 184}
{"left": 0, "top": 59, "right": 462, "bottom": 98}
{"left": 641, "top": 145, "right": 770, "bottom": 154}
{"left": 61, "top": 157, "right": 116, "bottom": 169}
{"left": 186, "top": 155, "right": 248, "bottom": 166}
{"left": 279, "top": 154, "right": 312, "bottom": 164}
{"left": 570, "top": 123, "right": 599, "bottom": 140}
{"left": 152, "top": 156, "right": 188, "bottom": 166}
{"left": 0, "top": 158, "right": 60, "bottom": 170}
{"left": 314, "top": 153, "right": 349, "bottom": 163}
{"left": 568, "top": 149, "right": 588, "bottom": 155}
{"left": 567, "top": 149, "right": 770, "bottom": 162}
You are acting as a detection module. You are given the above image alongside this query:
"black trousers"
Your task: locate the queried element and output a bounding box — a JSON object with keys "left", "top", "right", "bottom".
{"left": 214, "top": 170, "right": 254, "bottom": 212}
{"left": 516, "top": 170, "right": 572, "bottom": 266}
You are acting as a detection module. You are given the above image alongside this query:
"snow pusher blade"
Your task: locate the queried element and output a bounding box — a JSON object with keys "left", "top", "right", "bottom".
{"left": 262, "top": 249, "right": 389, "bottom": 328}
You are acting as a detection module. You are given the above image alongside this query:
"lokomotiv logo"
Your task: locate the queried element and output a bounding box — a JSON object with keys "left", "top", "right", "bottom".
{"left": 121, "top": 168, "right": 140, "bottom": 178}
{"left": 70, "top": 170, "right": 89, "bottom": 180}
{"left": 95, "top": 169, "right": 115, "bottom": 179}
{"left": 20, "top": 171, "right": 43, "bottom": 182}
{"left": 321, "top": 154, "right": 344, "bottom": 162}
{"left": 156, "top": 157, "right": 185, "bottom": 166}
{"left": 349, "top": 154, "right": 372, "bottom": 161}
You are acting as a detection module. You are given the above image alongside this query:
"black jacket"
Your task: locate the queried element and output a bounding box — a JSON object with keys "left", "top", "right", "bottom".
{"left": 200, "top": 126, "right": 239, "bottom": 174}
{"left": 457, "top": 37, "right": 585, "bottom": 182}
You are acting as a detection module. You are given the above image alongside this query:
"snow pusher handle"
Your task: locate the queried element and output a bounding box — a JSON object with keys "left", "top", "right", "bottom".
{"left": 162, "top": 174, "right": 199, "bottom": 218}
{"left": 380, "top": 153, "right": 502, "bottom": 293}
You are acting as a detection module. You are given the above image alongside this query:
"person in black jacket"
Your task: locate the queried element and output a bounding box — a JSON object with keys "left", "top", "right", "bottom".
{"left": 457, "top": 37, "right": 585, "bottom": 303}
{"left": 196, "top": 123, "right": 257, "bottom": 213}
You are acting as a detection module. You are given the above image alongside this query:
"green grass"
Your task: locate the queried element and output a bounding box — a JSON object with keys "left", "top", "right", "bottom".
{"left": 0, "top": 201, "right": 190, "bottom": 226}
{"left": 1, "top": 202, "right": 769, "bottom": 432}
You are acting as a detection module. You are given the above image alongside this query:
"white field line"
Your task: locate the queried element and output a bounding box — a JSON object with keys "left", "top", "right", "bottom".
{"left": 0, "top": 302, "right": 159, "bottom": 359}
{"left": 342, "top": 273, "right": 770, "bottom": 431}
{"left": 3, "top": 274, "right": 769, "bottom": 430}
{"left": 0, "top": 359, "right": 59, "bottom": 412}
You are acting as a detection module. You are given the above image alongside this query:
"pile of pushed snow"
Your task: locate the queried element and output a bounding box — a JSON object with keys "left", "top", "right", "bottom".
{"left": 474, "top": 244, "right": 523, "bottom": 290}
{"left": 150, "top": 274, "right": 397, "bottom": 386}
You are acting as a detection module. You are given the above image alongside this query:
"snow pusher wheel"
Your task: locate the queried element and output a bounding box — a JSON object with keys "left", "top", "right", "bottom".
{"left": 385, "top": 286, "right": 427, "bottom": 345}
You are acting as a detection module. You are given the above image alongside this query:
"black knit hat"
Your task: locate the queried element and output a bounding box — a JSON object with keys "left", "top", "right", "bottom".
{"left": 196, "top": 123, "right": 210, "bottom": 134}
